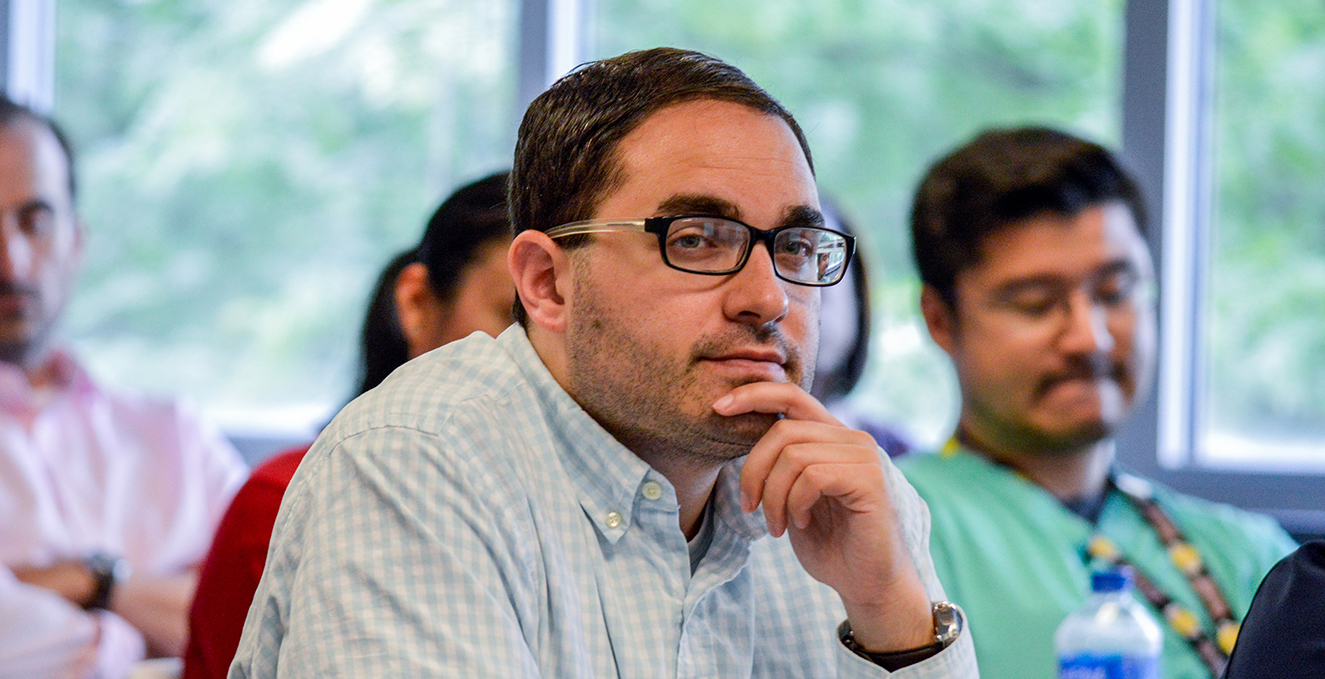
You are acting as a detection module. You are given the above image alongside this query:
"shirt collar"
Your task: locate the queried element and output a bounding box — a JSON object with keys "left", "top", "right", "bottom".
{"left": 497, "top": 326, "right": 766, "bottom": 546}
{"left": 0, "top": 348, "right": 95, "bottom": 408}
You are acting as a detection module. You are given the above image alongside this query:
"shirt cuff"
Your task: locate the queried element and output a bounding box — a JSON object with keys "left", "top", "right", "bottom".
{"left": 835, "top": 604, "right": 979, "bottom": 678}
{"left": 94, "top": 610, "right": 147, "bottom": 678}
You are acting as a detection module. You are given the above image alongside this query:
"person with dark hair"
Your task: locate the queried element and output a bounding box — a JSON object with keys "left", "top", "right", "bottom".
{"left": 811, "top": 198, "right": 913, "bottom": 457}
{"left": 182, "top": 172, "right": 513, "bottom": 679}
{"left": 233, "top": 48, "right": 975, "bottom": 678}
{"left": 352, "top": 249, "right": 419, "bottom": 396}
{"left": 897, "top": 126, "right": 1296, "bottom": 679}
{"left": 0, "top": 95, "right": 248, "bottom": 675}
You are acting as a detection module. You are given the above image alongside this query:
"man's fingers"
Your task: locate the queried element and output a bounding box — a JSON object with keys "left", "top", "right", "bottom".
{"left": 785, "top": 462, "right": 884, "bottom": 531}
{"left": 713, "top": 381, "right": 839, "bottom": 425}
{"left": 752, "top": 441, "right": 882, "bottom": 535}
{"left": 739, "top": 418, "right": 878, "bottom": 513}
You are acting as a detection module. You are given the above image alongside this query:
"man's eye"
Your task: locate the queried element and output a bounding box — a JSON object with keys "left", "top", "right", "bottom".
{"left": 1005, "top": 296, "right": 1057, "bottom": 317}
{"left": 669, "top": 232, "right": 717, "bottom": 250}
{"left": 778, "top": 238, "right": 814, "bottom": 257}
{"left": 1095, "top": 272, "right": 1139, "bottom": 305}
{"left": 18, "top": 206, "right": 55, "bottom": 237}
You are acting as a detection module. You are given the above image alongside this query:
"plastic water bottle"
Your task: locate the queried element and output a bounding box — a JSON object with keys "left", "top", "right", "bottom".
{"left": 1055, "top": 567, "right": 1163, "bottom": 679}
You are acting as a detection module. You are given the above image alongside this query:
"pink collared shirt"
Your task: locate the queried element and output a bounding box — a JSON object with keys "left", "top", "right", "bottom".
{"left": 0, "top": 350, "right": 247, "bottom": 679}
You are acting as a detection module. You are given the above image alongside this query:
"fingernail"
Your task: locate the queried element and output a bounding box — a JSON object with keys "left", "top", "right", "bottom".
{"left": 739, "top": 489, "right": 750, "bottom": 512}
{"left": 713, "top": 394, "right": 733, "bottom": 411}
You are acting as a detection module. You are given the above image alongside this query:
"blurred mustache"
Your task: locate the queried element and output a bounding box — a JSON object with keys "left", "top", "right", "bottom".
{"left": 0, "top": 281, "right": 38, "bottom": 298}
{"left": 1036, "top": 353, "right": 1118, "bottom": 396}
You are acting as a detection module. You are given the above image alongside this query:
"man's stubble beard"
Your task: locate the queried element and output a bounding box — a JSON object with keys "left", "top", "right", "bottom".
{"left": 564, "top": 275, "right": 810, "bottom": 468}
{"left": 0, "top": 308, "right": 57, "bottom": 371}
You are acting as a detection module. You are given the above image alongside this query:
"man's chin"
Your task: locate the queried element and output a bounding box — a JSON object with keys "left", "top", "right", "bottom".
{"left": 1023, "top": 418, "right": 1114, "bottom": 455}
{"left": 699, "top": 411, "right": 779, "bottom": 451}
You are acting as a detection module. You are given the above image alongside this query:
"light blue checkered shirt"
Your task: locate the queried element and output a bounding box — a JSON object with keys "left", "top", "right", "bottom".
{"left": 230, "top": 327, "right": 978, "bottom": 678}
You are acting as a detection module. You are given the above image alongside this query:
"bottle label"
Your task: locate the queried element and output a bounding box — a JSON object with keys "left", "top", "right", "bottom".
{"left": 1058, "top": 653, "right": 1159, "bottom": 679}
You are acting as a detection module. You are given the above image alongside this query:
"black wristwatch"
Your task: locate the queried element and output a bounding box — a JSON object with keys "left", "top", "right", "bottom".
{"left": 839, "top": 601, "right": 962, "bottom": 671}
{"left": 83, "top": 552, "right": 131, "bottom": 611}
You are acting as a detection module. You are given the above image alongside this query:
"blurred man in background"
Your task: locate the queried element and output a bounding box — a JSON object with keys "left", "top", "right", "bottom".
{"left": 900, "top": 126, "right": 1296, "bottom": 679}
{"left": 0, "top": 94, "right": 247, "bottom": 677}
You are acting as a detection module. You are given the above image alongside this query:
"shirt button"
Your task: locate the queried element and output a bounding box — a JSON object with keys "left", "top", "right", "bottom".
{"left": 605, "top": 511, "right": 622, "bottom": 528}
{"left": 641, "top": 481, "right": 663, "bottom": 500}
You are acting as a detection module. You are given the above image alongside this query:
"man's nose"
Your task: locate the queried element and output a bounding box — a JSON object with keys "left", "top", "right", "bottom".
{"left": 723, "top": 242, "right": 790, "bottom": 326}
{"left": 0, "top": 213, "right": 31, "bottom": 280}
{"left": 1058, "top": 289, "right": 1114, "bottom": 355}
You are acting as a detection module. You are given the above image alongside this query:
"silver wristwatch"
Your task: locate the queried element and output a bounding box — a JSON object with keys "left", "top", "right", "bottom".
{"left": 839, "top": 601, "right": 963, "bottom": 671}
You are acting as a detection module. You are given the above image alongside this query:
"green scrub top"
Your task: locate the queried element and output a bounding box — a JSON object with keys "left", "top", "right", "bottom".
{"left": 898, "top": 447, "right": 1297, "bottom": 679}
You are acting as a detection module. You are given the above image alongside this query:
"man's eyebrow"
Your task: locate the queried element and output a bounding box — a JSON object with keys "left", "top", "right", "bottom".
{"left": 993, "top": 259, "right": 1141, "bottom": 296}
{"left": 17, "top": 198, "right": 55, "bottom": 214}
{"left": 993, "top": 275, "right": 1063, "bottom": 297}
{"left": 1096, "top": 258, "right": 1140, "bottom": 279}
{"left": 780, "top": 205, "right": 824, "bottom": 229}
{"left": 656, "top": 195, "right": 741, "bottom": 220}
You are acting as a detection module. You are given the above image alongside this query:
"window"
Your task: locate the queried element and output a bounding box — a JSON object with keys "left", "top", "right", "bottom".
{"left": 53, "top": 0, "right": 518, "bottom": 448}
{"left": 592, "top": 0, "right": 1124, "bottom": 446}
{"left": 1200, "top": 0, "right": 1325, "bottom": 472}
{"left": 1119, "top": 0, "right": 1325, "bottom": 540}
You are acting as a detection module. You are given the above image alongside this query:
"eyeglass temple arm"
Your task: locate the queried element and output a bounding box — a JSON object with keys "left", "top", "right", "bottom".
{"left": 544, "top": 221, "right": 648, "bottom": 238}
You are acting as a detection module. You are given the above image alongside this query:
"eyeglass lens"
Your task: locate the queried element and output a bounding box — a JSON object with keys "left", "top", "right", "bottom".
{"left": 662, "top": 217, "right": 849, "bottom": 284}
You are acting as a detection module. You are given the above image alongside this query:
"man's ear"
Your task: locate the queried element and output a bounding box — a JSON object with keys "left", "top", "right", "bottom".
{"left": 920, "top": 284, "right": 958, "bottom": 356}
{"left": 509, "top": 230, "right": 571, "bottom": 334}
{"left": 394, "top": 262, "right": 449, "bottom": 358}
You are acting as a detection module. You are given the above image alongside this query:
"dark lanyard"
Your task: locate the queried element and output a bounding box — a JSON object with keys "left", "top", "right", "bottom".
{"left": 1084, "top": 472, "right": 1239, "bottom": 679}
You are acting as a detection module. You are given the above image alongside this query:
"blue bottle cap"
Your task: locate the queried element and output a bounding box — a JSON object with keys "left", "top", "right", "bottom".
{"left": 1091, "top": 567, "right": 1134, "bottom": 593}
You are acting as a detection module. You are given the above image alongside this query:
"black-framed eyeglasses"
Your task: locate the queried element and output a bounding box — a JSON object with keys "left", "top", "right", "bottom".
{"left": 544, "top": 215, "right": 856, "bottom": 286}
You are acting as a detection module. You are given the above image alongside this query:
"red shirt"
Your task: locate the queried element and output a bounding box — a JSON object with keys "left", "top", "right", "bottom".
{"left": 182, "top": 446, "right": 309, "bottom": 679}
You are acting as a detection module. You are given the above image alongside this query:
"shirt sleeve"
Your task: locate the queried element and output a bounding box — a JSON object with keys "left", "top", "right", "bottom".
{"left": 229, "top": 427, "right": 543, "bottom": 679}
{"left": 0, "top": 566, "right": 146, "bottom": 679}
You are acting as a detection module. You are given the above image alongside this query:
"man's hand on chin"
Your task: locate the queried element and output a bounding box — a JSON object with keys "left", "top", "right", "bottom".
{"left": 716, "top": 381, "right": 934, "bottom": 653}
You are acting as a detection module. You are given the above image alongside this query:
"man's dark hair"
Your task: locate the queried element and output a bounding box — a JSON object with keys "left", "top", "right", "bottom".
{"left": 508, "top": 47, "right": 813, "bottom": 324}
{"left": 354, "top": 171, "right": 511, "bottom": 396}
{"left": 910, "top": 126, "right": 1147, "bottom": 308}
{"left": 0, "top": 94, "right": 79, "bottom": 201}
{"left": 511, "top": 48, "right": 812, "bottom": 237}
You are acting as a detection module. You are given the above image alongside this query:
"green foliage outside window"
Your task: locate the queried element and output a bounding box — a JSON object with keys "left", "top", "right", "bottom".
{"left": 1207, "top": 0, "right": 1325, "bottom": 446}
{"left": 56, "top": 0, "right": 517, "bottom": 430}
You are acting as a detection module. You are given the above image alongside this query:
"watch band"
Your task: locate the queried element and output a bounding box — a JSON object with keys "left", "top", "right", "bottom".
{"left": 838, "top": 601, "right": 963, "bottom": 671}
{"left": 83, "top": 553, "right": 130, "bottom": 611}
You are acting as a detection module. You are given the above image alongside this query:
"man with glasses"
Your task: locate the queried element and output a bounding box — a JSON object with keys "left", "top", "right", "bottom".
{"left": 898, "top": 127, "right": 1296, "bottom": 679}
{"left": 232, "top": 48, "right": 976, "bottom": 678}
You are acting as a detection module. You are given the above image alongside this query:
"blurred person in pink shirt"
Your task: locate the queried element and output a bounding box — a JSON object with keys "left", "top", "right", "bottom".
{"left": 0, "top": 94, "right": 247, "bottom": 678}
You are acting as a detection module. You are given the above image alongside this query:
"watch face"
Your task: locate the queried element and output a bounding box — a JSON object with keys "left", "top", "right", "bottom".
{"left": 110, "top": 557, "right": 132, "bottom": 582}
{"left": 86, "top": 552, "right": 131, "bottom": 582}
{"left": 933, "top": 601, "right": 962, "bottom": 643}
